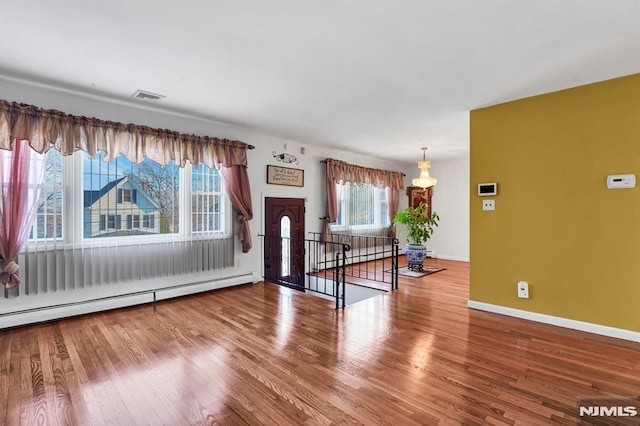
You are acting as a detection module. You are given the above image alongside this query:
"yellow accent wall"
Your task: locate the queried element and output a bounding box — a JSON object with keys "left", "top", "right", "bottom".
{"left": 470, "top": 73, "right": 640, "bottom": 332}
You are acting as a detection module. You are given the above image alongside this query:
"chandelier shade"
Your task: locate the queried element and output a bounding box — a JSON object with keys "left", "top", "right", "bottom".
{"left": 412, "top": 147, "right": 437, "bottom": 189}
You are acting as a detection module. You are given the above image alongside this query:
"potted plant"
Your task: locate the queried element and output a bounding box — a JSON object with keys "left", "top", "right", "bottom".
{"left": 393, "top": 202, "right": 439, "bottom": 271}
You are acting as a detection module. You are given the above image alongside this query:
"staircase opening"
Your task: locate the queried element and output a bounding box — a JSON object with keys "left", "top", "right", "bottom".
{"left": 260, "top": 232, "right": 399, "bottom": 309}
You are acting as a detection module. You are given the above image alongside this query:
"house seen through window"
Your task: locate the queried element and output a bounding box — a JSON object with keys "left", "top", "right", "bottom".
{"left": 83, "top": 152, "right": 179, "bottom": 238}
{"left": 29, "top": 150, "right": 229, "bottom": 242}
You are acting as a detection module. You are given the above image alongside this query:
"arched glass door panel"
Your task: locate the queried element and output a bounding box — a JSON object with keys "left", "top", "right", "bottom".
{"left": 280, "top": 216, "right": 291, "bottom": 277}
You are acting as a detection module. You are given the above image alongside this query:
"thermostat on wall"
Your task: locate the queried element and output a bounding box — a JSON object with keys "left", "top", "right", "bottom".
{"left": 606, "top": 174, "right": 635, "bottom": 189}
{"left": 478, "top": 182, "right": 497, "bottom": 196}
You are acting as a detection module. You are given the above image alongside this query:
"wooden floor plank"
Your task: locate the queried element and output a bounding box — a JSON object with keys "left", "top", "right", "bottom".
{"left": 1, "top": 258, "right": 639, "bottom": 425}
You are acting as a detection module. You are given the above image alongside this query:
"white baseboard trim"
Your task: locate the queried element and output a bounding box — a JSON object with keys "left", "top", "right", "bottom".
{"left": 468, "top": 300, "right": 640, "bottom": 343}
{"left": 155, "top": 274, "right": 251, "bottom": 301}
{"left": 436, "top": 255, "right": 470, "bottom": 262}
{"left": 1, "top": 273, "right": 254, "bottom": 330}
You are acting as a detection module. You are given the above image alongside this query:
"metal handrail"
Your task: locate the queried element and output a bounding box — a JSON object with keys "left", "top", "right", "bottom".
{"left": 259, "top": 232, "right": 398, "bottom": 308}
{"left": 259, "top": 234, "right": 350, "bottom": 309}
{"left": 308, "top": 232, "right": 399, "bottom": 291}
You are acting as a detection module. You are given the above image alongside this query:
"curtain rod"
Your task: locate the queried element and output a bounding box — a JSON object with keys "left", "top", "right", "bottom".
{"left": 320, "top": 159, "right": 405, "bottom": 176}
{"left": 1, "top": 99, "right": 255, "bottom": 151}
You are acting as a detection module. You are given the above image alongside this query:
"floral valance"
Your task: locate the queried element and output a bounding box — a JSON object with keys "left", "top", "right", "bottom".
{"left": 0, "top": 99, "right": 253, "bottom": 168}
{"left": 325, "top": 158, "right": 404, "bottom": 190}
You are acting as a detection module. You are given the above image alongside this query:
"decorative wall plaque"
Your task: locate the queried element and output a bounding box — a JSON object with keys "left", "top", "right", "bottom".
{"left": 267, "top": 165, "right": 304, "bottom": 187}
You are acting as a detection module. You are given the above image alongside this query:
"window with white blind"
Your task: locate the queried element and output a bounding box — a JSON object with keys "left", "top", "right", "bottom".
{"left": 332, "top": 182, "right": 389, "bottom": 230}
{"left": 29, "top": 150, "right": 230, "bottom": 243}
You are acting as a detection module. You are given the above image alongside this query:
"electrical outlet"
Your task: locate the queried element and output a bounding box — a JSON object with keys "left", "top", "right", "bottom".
{"left": 517, "top": 281, "right": 529, "bottom": 299}
{"left": 482, "top": 199, "right": 495, "bottom": 211}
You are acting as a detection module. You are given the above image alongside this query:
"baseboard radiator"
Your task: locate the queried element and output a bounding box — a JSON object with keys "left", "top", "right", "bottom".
{"left": 0, "top": 237, "right": 245, "bottom": 329}
{"left": 1, "top": 273, "right": 253, "bottom": 329}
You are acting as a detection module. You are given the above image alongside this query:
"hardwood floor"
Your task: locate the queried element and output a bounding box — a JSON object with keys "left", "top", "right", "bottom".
{"left": 1, "top": 259, "right": 639, "bottom": 425}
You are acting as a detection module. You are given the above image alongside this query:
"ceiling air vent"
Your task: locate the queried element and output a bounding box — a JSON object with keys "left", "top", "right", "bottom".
{"left": 132, "top": 90, "right": 166, "bottom": 102}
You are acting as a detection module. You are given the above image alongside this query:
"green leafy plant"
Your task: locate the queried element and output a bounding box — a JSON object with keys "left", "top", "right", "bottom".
{"left": 392, "top": 202, "right": 439, "bottom": 245}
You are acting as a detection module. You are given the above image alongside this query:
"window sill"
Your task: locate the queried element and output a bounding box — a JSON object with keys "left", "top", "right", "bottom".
{"left": 25, "top": 232, "right": 232, "bottom": 252}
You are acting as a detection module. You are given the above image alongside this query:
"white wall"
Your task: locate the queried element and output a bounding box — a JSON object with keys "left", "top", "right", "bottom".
{"left": 251, "top": 138, "right": 412, "bottom": 274}
{"left": 424, "top": 156, "right": 470, "bottom": 261}
{"left": 0, "top": 76, "right": 416, "bottom": 298}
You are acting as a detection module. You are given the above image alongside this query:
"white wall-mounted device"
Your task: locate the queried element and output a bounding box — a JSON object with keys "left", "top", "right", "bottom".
{"left": 517, "top": 281, "right": 529, "bottom": 299}
{"left": 482, "top": 199, "right": 495, "bottom": 211}
{"left": 478, "top": 182, "right": 497, "bottom": 196}
{"left": 606, "top": 174, "right": 636, "bottom": 189}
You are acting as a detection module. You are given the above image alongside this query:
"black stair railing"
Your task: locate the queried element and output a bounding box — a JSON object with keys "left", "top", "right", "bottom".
{"left": 259, "top": 232, "right": 399, "bottom": 308}
{"left": 308, "top": 232, "right": 399, "bottom": 291}
{"left": 259, "top": 234, "right": 350, "bottom": 309}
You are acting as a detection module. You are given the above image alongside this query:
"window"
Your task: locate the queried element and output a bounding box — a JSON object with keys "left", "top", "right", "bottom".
{"left": 117, "top": 189, "right": 136, "bottom": 203}
{"left": 31, "top": 149, "right": 63, "bottom": 240}
{"left": 379, "top": 189, "right": 389, "bottom": 225}
{"left": 281, "top": 216, "right": 291, "bottom": 276}
{"left": 107, "top": 215, "right": 114, "bottom": 229}
{"left": 83, "top": 152, "right": 179, "bottom": 238}
{"left": 28, "top": 150, "right": 229, "bottom": 243}
{"left": 192, "top": 163, "right": 226, "bottom": 234}
{"left": 143, "top": 214, "right": 155, "bottom": 229}
{"left": 333, "top": 182, "right": 389, "bottom": 229}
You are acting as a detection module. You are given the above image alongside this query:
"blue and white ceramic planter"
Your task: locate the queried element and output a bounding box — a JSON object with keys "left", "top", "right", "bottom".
{"left": 405, "top": 244, "right": 427, "bottom": 271}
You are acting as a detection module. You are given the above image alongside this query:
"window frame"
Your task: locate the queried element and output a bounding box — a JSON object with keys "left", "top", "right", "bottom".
{"left": 188, "top": 162, "right": 231, "bottom": 237}
{"left": 331, "top": 182, "right": 390, "bottom": 231}
{"left": 28, "top": 148, "right": 64, "bottom": 241}
{"left": 27, "top": 151, "right": 232, "bottom": 249}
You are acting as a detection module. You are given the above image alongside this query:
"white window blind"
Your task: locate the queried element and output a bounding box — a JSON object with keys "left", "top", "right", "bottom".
{"left": 333, "top": 182, "right": 389, "bottom": 232}
{"left": 16, "top": 149, "right": 234, "bottom": 298}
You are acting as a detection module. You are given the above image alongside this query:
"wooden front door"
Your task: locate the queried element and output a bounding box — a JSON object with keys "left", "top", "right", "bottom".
{"left": 264, "top": 197, "right": 305, "bottom": 290}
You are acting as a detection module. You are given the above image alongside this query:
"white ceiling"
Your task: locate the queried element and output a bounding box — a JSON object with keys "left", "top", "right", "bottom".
{"left": 1, "top": 1, "right": 639, "bottom": 162}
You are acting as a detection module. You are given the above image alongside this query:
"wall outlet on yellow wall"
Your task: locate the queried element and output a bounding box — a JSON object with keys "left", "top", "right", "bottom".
{"left": 517, "top": 281, "right": 529, "bottom": 299}
{"left": 482, "top": 200, "right": 495, "bottom": 211}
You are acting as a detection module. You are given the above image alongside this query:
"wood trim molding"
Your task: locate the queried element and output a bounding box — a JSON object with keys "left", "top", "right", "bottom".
{"left": 468, "top": 300, "right": 640, "bottom": 343}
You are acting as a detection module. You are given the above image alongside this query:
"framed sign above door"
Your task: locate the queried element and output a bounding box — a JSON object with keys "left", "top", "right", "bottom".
{"left": 267, "top": 165, "right": 304, "bottom": 187}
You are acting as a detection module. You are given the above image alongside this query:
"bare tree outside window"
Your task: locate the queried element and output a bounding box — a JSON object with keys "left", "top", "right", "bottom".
{"left": 125, "top": 160, "right": 180, "bottom": 234}
{"left": 33, "top": 149, "right": 63, "bottom": 240}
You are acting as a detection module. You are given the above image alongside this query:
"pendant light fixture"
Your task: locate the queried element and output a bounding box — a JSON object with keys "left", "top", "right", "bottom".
{"left": 412, "top": 147, "right": 437, "bottom": 189}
